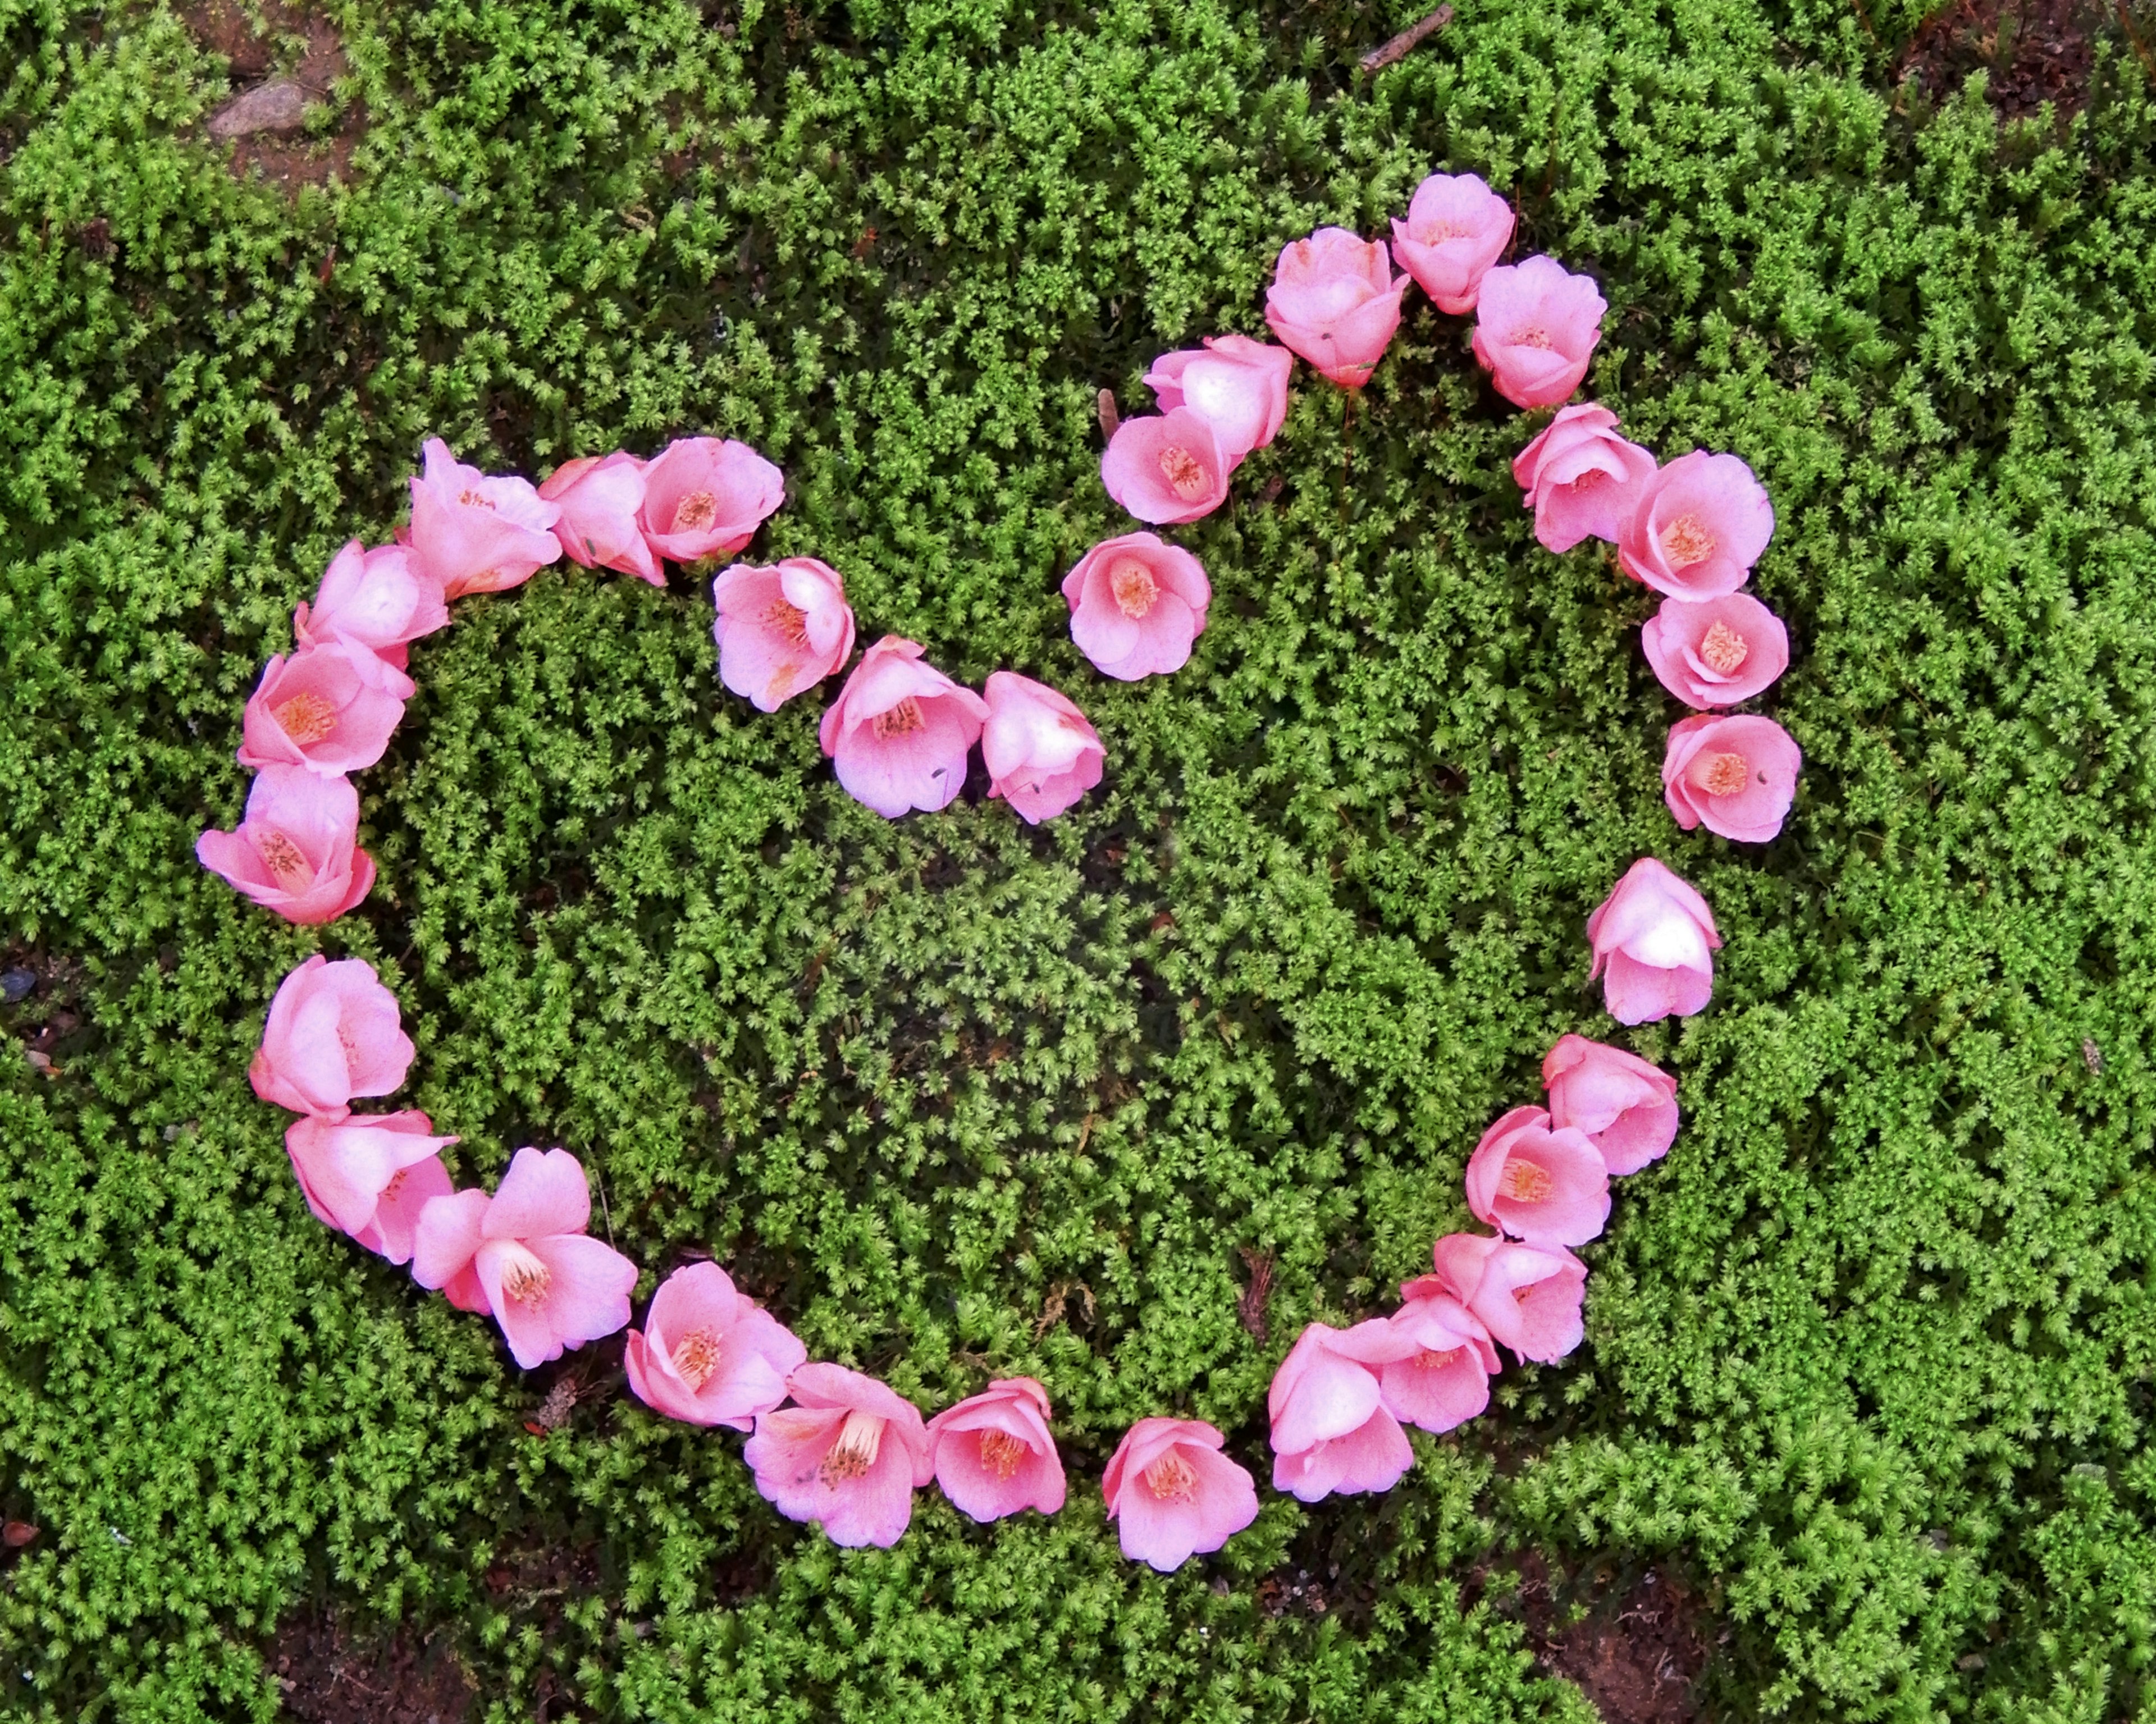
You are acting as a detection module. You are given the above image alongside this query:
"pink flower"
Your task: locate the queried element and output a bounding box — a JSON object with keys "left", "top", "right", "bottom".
{"left": 539, "top": 452, "right": 661, "bottom": 587}
{"left": 981, "top": 672, "right": 1104, "bottom": 824}
{"left": 1617, "top": 451, "right": 1775, "bottom": 599}
{"left": 294, "top": 540, "right": 449, "bottom": 671}
{"left": 1541, "top": 1035, "right": 1680, "bottom": 1176}
{"left": 1268, "top": 1319, "right": 1419, "bottom": 1503}
{"left": 816, "top": 636, "right": 989, "bottom": 818}
{"left": 1587, "top": 857, "right": 1721, "bottom": 1026}
{"left": 623, "top": 1261, "right": 807, "bottom": 1430}
{"left": 1061, "top": 532, "right": 1211, "bottom": 682}
{"left": 1101, "top": 1417, "right": 1258, "bottom": 1572}
{"left": 410, "top": 1147, "right": 640, "bottom": 1369}
{"left": 1662, "top": 714, "right": 1801, "bottom": 844}
{"left": 711, "top": 557, "right": 856, "bottom": 713}
{"left": 236, "top": 637, "right": 414, "bottom": 777}
{"left": 1431, "top": 1233, "right": 1587, "bottom": 1365}
{"left": 925, "top": 1377, "right": 1067, "bottom": 1522}
{"left": 195, "top": 765, "right": 375, "bottom": 925}
{"left": 1102, "top": 409, "right": 1231, "bottom": 524}
{"left": 1143, "top": 335, "right": 1292, "bottom": 466}
{"left": 1381, "top": 1277, "right": 1499, "bottom": 1434}
{"left": 1463, "top": 1105, "right": 1611, "bottom": 1246}
{"left": 1390, "top": 172, "right": 1514, "bottom": 314}
{"left": 249, "top": 954, "right": 414, "bottom": 1117}
{"left": 1264, "top": 227, "right": 1409, "bottom": 388}
{"left": 1470, "top": 256, "right": 1606, "bottom": 409}
{"left": 637, "top": 437, "right": 784, "bottom": 564}
{"left": 1511, "top": 404, "right": 1657, "bottom": 553}
{"left": 406, "top": 437, "right": 563, "bottom": 600}
{"left": 1639, "top": 593, "right": 1790, "bottom": 710}
{"left": 285, "top": 1109, "right": 456, "bottom": 1265}
{"left": 743, "top": 1362, "right": 934, "bottom": 1548}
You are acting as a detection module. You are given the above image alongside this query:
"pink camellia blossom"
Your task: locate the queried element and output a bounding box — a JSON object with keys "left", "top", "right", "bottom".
{"left": 1264, "top": 227, "right": 1410, "bottom": 388}
{"left": 981, "top": 671, "right": 1104, "bottom": 824}
{"left": 1662, "top": 714, "right": 1802, "bottom": 844}
{"left": 816, "top": 635, "right": 989, "bottom": 818}
{"left": 1102, "top": 1417, "right": 1259, "bottom": 1573}
{"left": 623, "top": 1261, "right": 807, "bottom": 1430}
{"left": 540, "top": 452, "right": 661, "bottom": 587}
{"left": 1463, "top": 1105, "right": 1611, "bottom": 1246}
{"left": 1541, "top": 1035, "right": 1680, "bottom": 1176}
{"left": 237, "top": 637, "right": 414, "bottom": 778}
{"left": 1390, "top": 172, "right": 1515, "bottom": 314}
{"left": 195, "top": 765, "right": 375, "bottom": 925}
{"left": 1381, "top": 1277, "right": 1500, "bottom": 1434}
{"left": 406, "top": 437, "right": 563, "bottom": 601}
{"left": 1587, "top": 857, "right": 1721, "bottom": 1026}
{"left": 1268, "top": 1319, "right": 1420, "bottom": 1503}
{"left": 1640, "top": 593, "right": 1790, "bottom": 710}
{"left": 1102, "top": 408, "right": 1231, "bottom": 524}
{"left": 1470, "top": 256, "right": 1607, "bottom": 409}
{"left": 1432, "top": 1232, "right": 1588, "bottom": 1365}
{"left": 743, "top": 1362, "right": 934, "bottom": 1548}
{"left": 249, "top": 954, "right": 415, "bottom": 1117}
{"left": 711, "top": 557, "right": 856, "bottom": 713}
{"left": 294, "top": 540, "right": 449, "bottom": 671}
{"left": 1143, "top": 335, "right": 1292, "bottom": 467}
{"left": 1511, "top": 404, "right": 1658, "bottom": 553}
{"left": 637, "top": 437, "right": 784, "bottom": 564}
{"left": 285, "top": 1109, "right": 456, "bottom": 1266}
{"left": 925, "top": 1377, "right": 1067, "bottom": 1522}
{"left": 410, "top": 1147, "right": 640, "bottom": 1370}
{"left": 1061, "top": 532, "right": 1211, "bottom": 682}
{"left": 1618, "top": 451, "right": 1775, "bottom": 599}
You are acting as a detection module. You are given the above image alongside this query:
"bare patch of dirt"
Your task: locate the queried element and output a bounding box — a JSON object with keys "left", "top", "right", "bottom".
{"left": 1495, "top": 1551, "right": 1719, "bottom": 1724}
{"left": 270, "top": 1609, "right": 474, "bottom": 1724}
{"left": 1897, "top": 0, "right": 2132, "bottom": 120}
{"left": 182, "top": 0, "right": 363, "bottom": 193}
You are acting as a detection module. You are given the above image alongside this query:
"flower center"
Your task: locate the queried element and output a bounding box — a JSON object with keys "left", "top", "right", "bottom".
{"left": 763, "top": 598, "right": 811, "bottom": 649}
{"left": 1660, "top": 513, "right": 1716, "bottom": 569}
{"left": 1692, "top": 751, "right": 1752, "bottom": 798}
{"left": 1158, "top": 446, "right": 1209, "bottom": 500}
{"left": 979, "top": 1429, "right": 1028, "bottom": 1479}
{"left": 272, "top": 692, "right": 339, "bottom": 747}
{"left": 870, "top": 697, "right": 926, "bottom": 740}
{"left": 1497, "top": 1159, "right": 1555, "bottom": 1204}
{"left": 258, "top": 829, "right": 311, "bottom": 885}
{"left": 1415, "top": 1345, "right": 1463, "bottom": 1371}
{"left": 1424, "top": 219, "right": 1469, "bottom": 241}
{"left": 1698, "top": 620, "right": 1750, "bottom": 675}
{"left": 820, "top": 1409, "right": 886, "bottom": 1483}
{"left": 1109, "top": 558, "right": 1158, "bottom": 619}
{"left": 456, "top": 488, "right": 496, "bottom": 510}
{"left": 499, "top": 1242, "right": 552, "bottom": 1307}
{"left": 669, "top": 1326, "right": 722, "bottom": 1391}
{"left": 382, "top": 1169, "right": 408, "bottom": 1201}
{"left": 675, "top": 490, "right": 718, "bottom": 532}
{"left": 1141, "top": 1451, "right": 1198, "bottom": 1502}
{"left": 1514, "top": 325, "right": 1553, "bottom": 350}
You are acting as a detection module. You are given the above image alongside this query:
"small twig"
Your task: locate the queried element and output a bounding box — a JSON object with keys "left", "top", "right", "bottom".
{"left": 1235, "top": 1247, "right": 1274, "bottom": 1342}
{"left": 1359, "top": 3, "right": 1454, "bottom": 74}
{"left": 1097, "top": 389, "right": 1120, "bottom": 442}
{"left": 2118, "top": 0, "right": 2156, "bottom": 83}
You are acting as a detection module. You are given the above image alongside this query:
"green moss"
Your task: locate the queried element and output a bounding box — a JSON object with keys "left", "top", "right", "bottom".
{"left": 3, "top": 0, "right": 2155, "bottom": 1715}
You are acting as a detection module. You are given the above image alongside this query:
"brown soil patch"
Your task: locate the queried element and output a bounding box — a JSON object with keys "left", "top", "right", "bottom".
{"left": 1490, "top": 1551, "right": 1717, "bottom": 1723}
{"left": 183, "top": 0, "right": 362, "bottom": 193}
{"left": 270, "top": 1609, "right": 474, "bottom": 1724}
{"left": 1896, "top": 0, "right": 2132, "bottom": 120}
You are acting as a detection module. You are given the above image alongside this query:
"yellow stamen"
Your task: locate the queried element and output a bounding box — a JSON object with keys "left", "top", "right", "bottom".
{"left": 1693, "top": 751, "right": 1752, "bottom": 798}
{"left": 870, "top": 697, "right": 925, "bottom": 739}
{"left": 763, "top": 598, "right": 811, "bottom": 649}
{"left": 1141, "top": 1451, "right": 1198, "bottom": 1502}
{"left": 258, "top": 830, "right": 310, "bottom": 885}
{"left": 1698, "top": 620, "right": 1750, "bottom": 675}
{"left": 1158, "top": 446, "right": 1209, "bottom": 500}
{"left": 1514, "top": 326, "right": 1552, "bottom": 349}
{"left": 979, "top": 1430, "right": 1028, "bottom": 1479}
{"left": 1415, "top": 1346, "right": 1463, "bottom": 1371}
{"left": 1497, "top": 1159, "right": 1555, "bottom": 1204}
{"left": 1661, "top": 513, "right": 1716, "bottom": 569}
{"left": 1109, "top": 558, "right": 1158, "bottom": 619}
{"left": 670, "top": 1327, "right": 723, "bottom": 1391}
{"left": 820, "top": 1409, "right": 885, "bottom": 1483}
{"left": 675, "top": 490, "right": 718, "bottom": 532}
{"left": 272, "top": 692, "right": 338, "bottom": 747}
{"left": 456, "top": 488, "right": 497, "bottom": 510}
{"left": 499, "top": 1242, "right": 552, "bottom": 1306}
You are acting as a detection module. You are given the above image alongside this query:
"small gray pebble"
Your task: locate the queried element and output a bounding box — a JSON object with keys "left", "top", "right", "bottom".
{"left": 0, "top": 968, "right": 35, "bottom": 1004}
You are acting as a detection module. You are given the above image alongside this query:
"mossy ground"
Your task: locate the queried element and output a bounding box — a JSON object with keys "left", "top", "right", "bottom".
{"left": 3, "top": 0, "right": 2155, "bottom": 1718}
